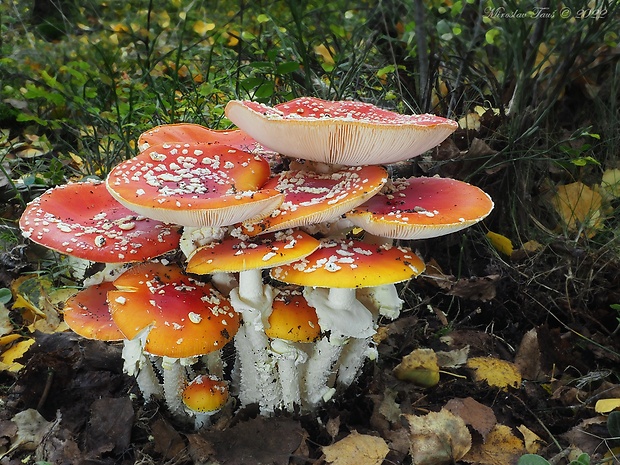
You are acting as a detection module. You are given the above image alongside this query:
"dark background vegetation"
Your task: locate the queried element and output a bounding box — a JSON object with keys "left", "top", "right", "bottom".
{"left": 0, "top": 0, "right": 619, "bottom": 464}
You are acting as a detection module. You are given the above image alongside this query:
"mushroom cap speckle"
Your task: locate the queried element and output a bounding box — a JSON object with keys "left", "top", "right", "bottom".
{"left": 242, "top": 165, "right": 388, "bottom": 235}
{"left": 19, "top": 180, "right": 181, "bottom": 263}
{"left": 106, "top": 143, "right": 283, "bottom": 227}
{"left": 108, "top": 262, "right": 239, "bottom": 358}
{"left": 225, "top": 97, "right": 458, "bottom": 166}
{"left": 182, "top": 375, "right": 229, "bottom": 413}
{"left": 186, "top": 229, "right": 320, "bottom": 274}
{"left": 345, "top": 176, "right": 494, "bottom": 239}
{"left": 270, "top": 239, "right": 425, "bottom": 288}
{"left": 265, "top": 289, "right": 321, "bottom": 342}
{"left": 63, "top": 281, "right": 125, "bottom": 341}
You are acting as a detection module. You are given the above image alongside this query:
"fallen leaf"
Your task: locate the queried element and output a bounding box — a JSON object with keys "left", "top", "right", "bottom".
{"left": 514, "top": 328, "right": 544, "bottom": 381}
{"left": 601, "top": 168, "right": 620, "bottom": 199}
{"left": 462, "top": 424, "right": 525, "bottom": 464}
{"left": 403, "top": 408, "right": 472, "bottom": 465}
{"left": 0, "top": 338, "right": 35, "bottom": 372}
{"left": 0, "top": 302, "right": 13, "bottom": 336}
{"left": 551, "top": 182, "right": 604, "bottom": 236}
{"left": 466, "top": 356, "right": 522, "bottom": 390}
{"left": 393, "top": 348, "right": 440, "bottom": 388}
{"left": 421, "top": 259, "right": 499, "bottom": 301}
{"left": 445, "top": 397, "right": 497, "bottom": 441}
{"left": 595, "top": 398, "right": 620, "bottom": 414}
{"left": 486, "top": 231, "right": 514, "bottom": 256}
{"left": 436, "top": 346, "right": 470, "bottom": 368}
{"left": 517, "top": 424, "right": 545, "bottom": 454}
{"left": 1, "top": 409, "right": 53, "bottom": 458}
{"left": 323, "top": 431, "right": 389, "bottom": 465}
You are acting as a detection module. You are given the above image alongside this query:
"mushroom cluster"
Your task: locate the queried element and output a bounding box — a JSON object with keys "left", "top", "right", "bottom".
{"left": 18, "top": 97, "right": 493, "bottom": 422}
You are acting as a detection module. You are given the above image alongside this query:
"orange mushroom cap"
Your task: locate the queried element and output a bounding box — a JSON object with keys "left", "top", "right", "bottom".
{"left": 106, "top": 143, "right": 283, "bottom": 227}
{"left": 225, "top": 97, "right": 458, "bottom": 166}
{"left": 138, "top": 123, "right": 259, "bottom": 153}
{"left": 270, "top": 239, "right": 425, "bottom": 288}
{"left": 345, "top": 177, "right": 494, "bottom": 239}
{"left": 242, "top": 165, "right": 388, "bottom": 235}
{"left": 265, "top": 290, "right": 321, "bottom": 342}
{"left": 182, "top": 374, "right": 229, "bottom": 413}
{"left": 186, "top": 229, "right": 321, "bottom": 275}
{"left": 63, "top": 281, "right": 124, "bottom": 341}
{"left": 108, "top": 262, "right": 240, "bottom": 358}
{"left": 19, "top": 180, "right": 181, "bottom": 263}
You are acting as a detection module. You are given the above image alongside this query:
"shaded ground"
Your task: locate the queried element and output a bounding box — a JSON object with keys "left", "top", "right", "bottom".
{"left": 1, "top": 215, "right": 619, "bottom": 464}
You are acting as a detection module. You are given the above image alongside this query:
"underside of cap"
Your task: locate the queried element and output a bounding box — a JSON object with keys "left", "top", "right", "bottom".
{"left": 225, "top": 98, "right": 458, "bottom": 166}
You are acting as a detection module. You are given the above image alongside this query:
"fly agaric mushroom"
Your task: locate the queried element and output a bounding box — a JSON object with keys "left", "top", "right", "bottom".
{"left": 105, "top": 143, "right": 283, "bottom": 227}
{"left": 63, "top": 281, "right": 163, "bottom": 400}
{"left": 241, "top": 165, "right": 388, "bottom": 236}
{"left": 225, "top": 97, "right": 458, "bottom": 166}
{"left": 19, "top": 180, "right": 181, "bottom": 263}
{"left": 182, "top": 374, "right": 229, "bottom": 429}
{"left": 138, "top": 123, "right": 259, "bottom": 153}
{"left": 107, "top": 262, "right": 240, "bottom": 418}
{"left": 186, "top": 229, "right": 320, "bottom": 413}
{"left": 265, "top": 289, "right": 321, "bottom": 411}
{"left": 345, "top": 176, "right": 494, "bottom": 240}
{"left": 271, "top": 239, "right": 425, "bottom": 407}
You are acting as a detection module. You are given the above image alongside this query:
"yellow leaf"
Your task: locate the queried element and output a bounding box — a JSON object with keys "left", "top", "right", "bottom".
{"left": 157, "top": 11, "right": 170, "bottom": 28}
{"left": 1, "top": 302, "right": 14, "bottom": 337}
{"left": 463, "top": 424, "right": 525, "bottom": 464}
{"left": 403, "top": 408, "right": 472, "bottom": 465}
{"left": 466, "top": 356, "right": 522, "bottom": 390}
{"left": 595, "top": 398, "right": 620, "bottom": 414}
{"left": 193, "top": 20, "right": 216, "bottom": 36}
{"left": 314, "top": 44, "right": 335, "bottom": 64}
{"left": 486, "top": 231, "right": 514, "bottom": 256}
{"left": 601, "top": 168, "right": 620, "bottom": 199}
{"left": 393, "top": 348, "right": 440, "bottom": 388}
{"left": 322, "top": 431, "right": 389, "bottom": 465}
{"left": 458, "top": 112, "right": 480, "bottom": 131}
{"left": 517, "top": 424, "right": 545, "bottom": 454}
{"left": 0, "top": 334, "right": 22, "bottom": 346}
{"left": 551, "top": 182, "right": 603, "bottom": 236}
{"left": 0, "top": 339, "right": 35, "bottom": 372}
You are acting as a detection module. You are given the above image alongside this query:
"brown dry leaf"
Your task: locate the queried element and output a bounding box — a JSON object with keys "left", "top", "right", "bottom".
{"left": 0, "top": 409, "right": 53, "bottom": 459}
{"left": 444, "top": 397, "right": 497, "bottom": 441}
{"left": 466, "top": 357, "right": 522, "bottom": 390}
{"left": 322, "top": 431, "right": 389, "bottom": 465}
{"left": 551, "top": 182, "right": 604, "bottom": 236}
{"left": 514, "top": 328, "right": 544, "bottom": 381}
{"left": 403, "top": 408, "right": 472, "bottom": 465}
{"left": 436, "top": 346, "right": 470, "bottom": 368}
{"left": 462, "top": 424, "right": 525, "bottom": 464}
{"left": 421, "top": 259, "right": 499, "bottom": 302}
{"left": 393, "top": 348, "right": 440, "bottom": 388}
{"left": 517, "top": 424, "right": 545, "bottom": 454}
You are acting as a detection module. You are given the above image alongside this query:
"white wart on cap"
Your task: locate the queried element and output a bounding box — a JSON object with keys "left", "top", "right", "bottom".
{"left": 106, "top": 143, "right": 283, "bottom": 227}
{"left": 19, "top": 180, "right": 181, "bottom": 263}
{"left": 225, "top": 97, "right": 458, "bottom": 166}
{"left": 345, "top": 176, "right": 494, "bottom": 239}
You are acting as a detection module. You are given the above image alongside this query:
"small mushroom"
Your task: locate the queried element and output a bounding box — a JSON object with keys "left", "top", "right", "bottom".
{"left": 182, "top": 375, "right": 229, "bottom": 429}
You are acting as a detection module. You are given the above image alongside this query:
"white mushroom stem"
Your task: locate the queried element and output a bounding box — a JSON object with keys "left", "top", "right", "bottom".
{"left": 161, "top": 356, "right": 195, "bottom": 419}
{"left": 269, "top": 338, "right": 309, "bottom": 411}
{"left": 302, "top": 287, "right": 375, "bottom": 408}
{"left": 122, "top": 331, "right": 163, "bottom": 401}
{"left": 357, "top": 284, "right": 404, "bottom": 321}
{"left": 336, "top": 338, "right": 378, "bottom": 388}
{"left": 229, "top": 283, "right": 281, "bottom": 413}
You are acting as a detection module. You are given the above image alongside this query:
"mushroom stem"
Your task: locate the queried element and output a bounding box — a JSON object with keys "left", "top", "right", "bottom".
{"left": 301, "top": 335, "right": 342, "bottom": 407}
{"left": 229, "top": 285, "right": 281, "bottom": 413}
{"left": 336, "top": 337, "right": 378, "bottom": 387}
{"left": 122, "top": 332, "right": 163, "bottom": 401}
{"left": 161, "top": 356, "right": 190, "bottom": 419}
{"left": 270, "top": 339, "right": 308, "bottom": 411}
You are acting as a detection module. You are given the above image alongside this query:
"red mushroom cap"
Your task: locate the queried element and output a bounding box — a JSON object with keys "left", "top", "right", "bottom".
{"left": 345, "top": 177, "right": 494, "bottom": 239}
{"left": 19, "top": 180, "right": 181, "bottom": 263}
{"left": 106, "top": 143, "right": 284, "bottom": 227}
{"left": 225, "top": 97, "right": 458, "bottom": 166}
{"left": 186, "top": 229, "right": 321, "bottom": 274}
{"left": 182, "top": 374, "right": 229, "bottom": 413}
{"left": 242, "top": 165, "right": 388, "bottom": 235}
{"left": 138, "top": 123, "right": 259, "bottom": 153}
{"left": 265, "top": 290, "right": 321, "bottom": 343}
{"left": 270, "top": 239, "right": 425, "bottom": 288}
{"left": 63, "top": 281, "right": 124, "bottom": 341}
{"left": 108, "top": 262, "right": 240, "bottom": 358}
